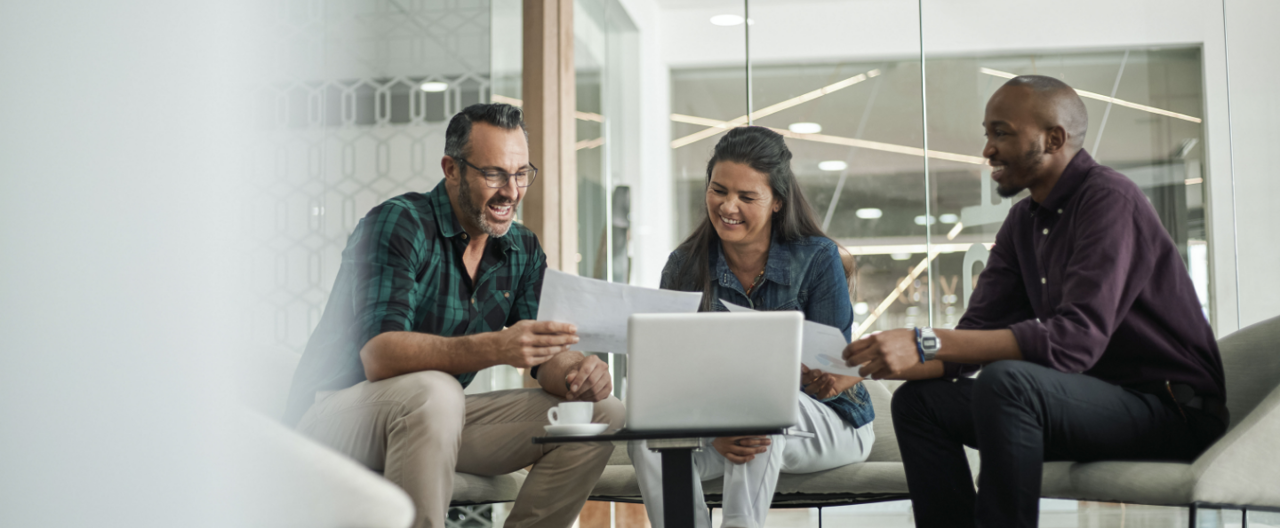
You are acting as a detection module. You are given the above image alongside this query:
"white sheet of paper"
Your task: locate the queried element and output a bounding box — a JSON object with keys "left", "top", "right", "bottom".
{"left": 536, "top": 269, "right": 702, "bottom": 354}
{"left": 721, "top": 300, "right": 864, "bottom": 377}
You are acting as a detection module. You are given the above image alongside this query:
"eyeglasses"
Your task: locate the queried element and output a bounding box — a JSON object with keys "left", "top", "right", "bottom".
{"left": 457, "top": 158, "right": 539, "bottom": 188}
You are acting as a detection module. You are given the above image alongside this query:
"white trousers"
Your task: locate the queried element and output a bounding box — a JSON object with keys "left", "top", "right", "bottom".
{"left": 628, "top": 395, "right": 875, "bottom": 528}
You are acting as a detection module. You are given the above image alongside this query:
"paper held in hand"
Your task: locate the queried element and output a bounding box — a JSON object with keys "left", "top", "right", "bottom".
{"left": 721, "top": 300, "right": 865, "bottom": 378}
{"left": 536, "top": 269, "right": 702, "bottom": 354}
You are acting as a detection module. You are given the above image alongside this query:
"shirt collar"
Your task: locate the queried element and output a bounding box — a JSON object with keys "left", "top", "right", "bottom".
{"left": 428, "top": 179, "right": 519, "bottom": 254}
{"left": 1032, "top": 148, "right": 1096, "bottom": 215}
{"left": 713, "top": 234, "right": 794, "bottom": 289}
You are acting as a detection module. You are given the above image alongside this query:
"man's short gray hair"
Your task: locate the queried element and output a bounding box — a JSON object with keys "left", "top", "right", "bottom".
{"left": 444, "top": 103, "right": 528, "bottom": 160}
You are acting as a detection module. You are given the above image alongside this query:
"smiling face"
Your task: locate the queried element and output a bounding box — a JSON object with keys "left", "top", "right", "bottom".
{"left": 444, "top": 122, "right": 529, "bottom": 238}
{"left": 706, "top": 160, "right": 780, "bottom": 248}
{"left": 983, "top": 85, "right": 1051, "bottom": 198}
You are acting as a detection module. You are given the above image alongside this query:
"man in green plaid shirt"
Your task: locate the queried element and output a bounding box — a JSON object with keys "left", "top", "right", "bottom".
{"left": 284, "top": 104, "right": 624, "bottom": 528}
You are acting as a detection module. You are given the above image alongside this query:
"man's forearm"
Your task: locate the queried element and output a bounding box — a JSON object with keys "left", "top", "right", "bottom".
{"left": 935, "top": 328, "right": 1021, "bottom": 365}
{"left": 359, "top": 331, "right": 497, "bottom": 382}
{"left": 534, "top": 350, "right": 587, "bottom": 397}
{"left": 885, "top": 359, "right": 947, "bottom": 381}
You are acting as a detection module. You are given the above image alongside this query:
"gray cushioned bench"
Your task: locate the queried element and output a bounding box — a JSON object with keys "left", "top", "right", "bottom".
{"left": 454, "top": 314, "right": 1280, "bottom": 523}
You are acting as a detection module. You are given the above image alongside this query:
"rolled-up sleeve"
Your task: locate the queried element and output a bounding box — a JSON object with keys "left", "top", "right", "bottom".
{"left": 947, "top": 216, "right": 1034, "bottom": 379}
{"left": 348, "top": 202, "right": 427, "bottom": 351}
{"left": 1012, "top": 193, "right": 1155, "bottom": 373}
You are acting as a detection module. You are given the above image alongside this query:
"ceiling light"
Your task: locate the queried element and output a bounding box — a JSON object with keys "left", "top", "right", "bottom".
{"left": 979, "top": 67, "right": 1202, "bottom": 123}
{"left": 710, "top": 14, "right": 743, "bottom": 26}
{"left": 853, "top": 302, "right": 869, "bottom": 315}
{"left": 818, "top": 160, "right": 847, "bottom": 171}
{"left": 855, "top": 208, "right": 883, "bottom": 219}
{"left": 914, "top": 215, "right": 937, "bottom": 226}
{"left": 939, "top": 213, "right": 959, "bottom": 224}
{"left": 789, "top": 122, "right": 822, "bottom": 134}
{"left": 890, "top": 253, "right": 912, "bottom": 261}
{"left": 420, "top": 82, "right": 448, "bottom": 92}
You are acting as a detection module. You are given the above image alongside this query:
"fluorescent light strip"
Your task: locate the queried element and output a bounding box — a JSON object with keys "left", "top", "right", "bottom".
{"left": 843, "top": 242, "right": 976, "bottom": 256}
{"left": 669, "top": 114, "right": 987, "bottom": 165}
{"left": 978, "top": 67, "right": 1202, "bottom": 124}
{"left": 576, "top": 137, "right": 604, "bottom": 150}
{"left": 764, "top": 126, "right": 989, "bottom": 166}
{"left": 670, "top": 69, "right": 881, "bottom": 149}
{"left": 1185, "top": 177, "right": 1204, "bottom": 185}
{"left": 492, "top": 94, "right": 604, "bottom": 123}
{"left": 854, "top": 250, "right": 939, "bottom": 339}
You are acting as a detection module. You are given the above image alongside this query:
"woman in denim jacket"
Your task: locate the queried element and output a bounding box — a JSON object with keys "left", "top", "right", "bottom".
{"left": 629, "top": 126, "right": 875, "bottom": 528}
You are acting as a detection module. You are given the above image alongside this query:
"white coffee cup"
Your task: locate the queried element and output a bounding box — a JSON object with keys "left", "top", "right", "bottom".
{"left": 547, "top": 401, "right": 594, "bottom": 425}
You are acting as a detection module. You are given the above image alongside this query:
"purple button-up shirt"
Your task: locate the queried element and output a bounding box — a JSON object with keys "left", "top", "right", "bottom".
{"left": 947, "top": 150, "right": 1226, "bottom": 400}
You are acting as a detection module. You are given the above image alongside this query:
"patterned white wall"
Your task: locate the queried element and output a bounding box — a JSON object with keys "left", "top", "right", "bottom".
{"left": 251, "top": 0, "right": 492, "bottom": 355}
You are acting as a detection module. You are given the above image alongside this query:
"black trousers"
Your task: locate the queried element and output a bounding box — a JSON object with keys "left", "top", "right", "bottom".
{"left": 891, "top": 361, "right": 1226, "bottom": 528}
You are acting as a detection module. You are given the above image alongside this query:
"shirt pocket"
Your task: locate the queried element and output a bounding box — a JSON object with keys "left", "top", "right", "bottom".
{"left": 474, "top": 290, "right": 515, "bottom": 333}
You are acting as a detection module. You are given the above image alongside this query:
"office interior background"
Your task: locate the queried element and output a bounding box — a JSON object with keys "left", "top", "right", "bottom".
{"left": 2, "top": 0, "right": 1278, "bottom": 527}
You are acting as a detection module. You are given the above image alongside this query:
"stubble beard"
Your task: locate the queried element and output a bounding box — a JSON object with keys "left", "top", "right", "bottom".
{"left": 996, "top": 143, "right": 1045, "bottom": 198}
{"left": 458, "top": 172, "right": 514, "bottom": 238}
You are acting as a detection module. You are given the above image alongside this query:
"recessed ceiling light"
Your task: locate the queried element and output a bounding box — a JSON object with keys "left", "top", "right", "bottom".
{"left": 788, "top": 122, "right": 821, "bottom": 134}
{"left": 890, "top": 253, "right": 912, "bottom": 261}
{"left": 914, "top": 215, "right": 937, "bottom": 226}
{"left": 855, "top": 208, "right": 883, "bottom": 219}
{"left": 710, "top": 14, "right": 743, "bottom": 26}
{"left": 818, "top": 160, "right": 847, "bottom": 171}
{"left": 853, "top": 302, "right": 869, "bottom": 315}
{"left": 939, "top": 213, "right": 959, "bottom": 224}
{"left": 420, "top": 82, "right": 448, "bottom": 92}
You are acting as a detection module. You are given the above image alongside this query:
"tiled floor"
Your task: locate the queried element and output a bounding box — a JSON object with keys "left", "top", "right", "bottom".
{"left": 706, "top": 501, "right": 1280, "bottom": 528}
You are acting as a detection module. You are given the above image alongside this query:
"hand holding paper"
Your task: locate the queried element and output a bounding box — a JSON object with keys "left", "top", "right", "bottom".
{"left": 721, "top": 300, "right": 865, "bottom": 377}
{"left": 536, "top": 270, "right": 702, "bottom": 354}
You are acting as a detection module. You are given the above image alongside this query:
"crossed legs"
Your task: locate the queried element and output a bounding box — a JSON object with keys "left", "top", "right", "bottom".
{"left": 297, "top": 370, "right": 625, "bottom": 528}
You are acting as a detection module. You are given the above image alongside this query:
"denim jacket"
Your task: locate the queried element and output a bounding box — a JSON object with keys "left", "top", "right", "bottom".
{"left": 660, "top": 235, "right": 875, "bottom": 429}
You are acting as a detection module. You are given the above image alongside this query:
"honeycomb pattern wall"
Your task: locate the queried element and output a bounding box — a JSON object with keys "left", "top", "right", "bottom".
{"left": 250, "top": 0, "right": 492, "bottom": 354}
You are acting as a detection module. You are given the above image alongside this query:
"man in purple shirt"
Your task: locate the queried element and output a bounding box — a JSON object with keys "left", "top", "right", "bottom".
{"left": 843, "top": 75, "right": 1227, "bottom": 527}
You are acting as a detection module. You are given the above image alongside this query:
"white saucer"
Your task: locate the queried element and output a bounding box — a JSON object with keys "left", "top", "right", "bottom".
{"left": 545, "top": 423, "right": 609, "bottom": 436}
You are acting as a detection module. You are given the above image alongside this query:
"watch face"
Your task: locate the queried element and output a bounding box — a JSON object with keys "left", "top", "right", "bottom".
{"left": 922, "top": 337, "right": 938, "bottom": 350}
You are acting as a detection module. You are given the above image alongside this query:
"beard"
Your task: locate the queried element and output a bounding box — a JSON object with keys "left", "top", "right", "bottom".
{"left": 995, "top": 143, "right": 1045, "bottom": 198}
{"left": 457, "top": 173, "right": 515, "bottom": 238}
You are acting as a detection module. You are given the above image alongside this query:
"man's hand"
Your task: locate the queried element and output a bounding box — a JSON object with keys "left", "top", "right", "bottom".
{"left": 492, "top": 320, "right": 578, "bottom": 368}
{"left": 801, "top": 364, "right": 861, "bottom": 400}
{"left": 564, "top": 354, "right": 612, "bottom": 402}
{"left": 712, "top": 436, "right": 771, "bottom": 464}
{"left": 843, "top": 329, "right": 920, "bottom": 379}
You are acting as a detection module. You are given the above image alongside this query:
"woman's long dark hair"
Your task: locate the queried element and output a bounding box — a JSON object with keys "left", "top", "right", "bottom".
{"left": 673, "top": 126, "right": 833, "bottom": 311}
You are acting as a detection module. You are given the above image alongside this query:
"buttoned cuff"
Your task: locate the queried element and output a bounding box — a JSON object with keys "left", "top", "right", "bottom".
{"left": 1009, "top": 319, "right": 1048, "bottom": 367}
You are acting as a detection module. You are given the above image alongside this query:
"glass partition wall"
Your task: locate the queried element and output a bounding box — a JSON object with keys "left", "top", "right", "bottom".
{"left": 665, "top": 0, "right": 1237, "bottom": 522}
{"left": 674, "top": 0, "right": 1233, "bottom": 339}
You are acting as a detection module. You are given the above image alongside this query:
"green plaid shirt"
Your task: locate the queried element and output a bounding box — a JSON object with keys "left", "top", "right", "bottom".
{"left": 283, "top": 179, "right": 546, "bottom": 425}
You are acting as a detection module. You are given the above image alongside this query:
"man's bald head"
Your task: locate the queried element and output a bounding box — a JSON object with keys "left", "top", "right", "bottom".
{"left": 997, "top": 75, "right": 1089, "bottom": 150}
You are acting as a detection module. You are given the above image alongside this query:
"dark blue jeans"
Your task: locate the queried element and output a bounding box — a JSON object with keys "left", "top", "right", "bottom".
{"left": 891, "top": 361, "right": 1225, "bottom": 528}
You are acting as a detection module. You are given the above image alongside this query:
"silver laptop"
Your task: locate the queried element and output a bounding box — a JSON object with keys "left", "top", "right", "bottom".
{"left": 625, "top": 311, "right": 803, "bottom": 433}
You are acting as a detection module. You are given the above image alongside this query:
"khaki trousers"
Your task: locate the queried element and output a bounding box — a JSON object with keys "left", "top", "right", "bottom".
{"left": 296, "top": 370, "right": 625, "bottom": 528}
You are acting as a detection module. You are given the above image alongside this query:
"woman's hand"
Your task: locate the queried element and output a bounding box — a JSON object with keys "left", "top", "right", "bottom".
{"left": 801, "top": 365, "right": 862, "bottom": 401}
{"left": 712, "top": 436, "right": 771, "bottom": 464}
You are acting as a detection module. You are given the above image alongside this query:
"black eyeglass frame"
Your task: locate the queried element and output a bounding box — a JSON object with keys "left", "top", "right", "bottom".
{"left": 456, "top": 157, "right": 539, "bottom": 188}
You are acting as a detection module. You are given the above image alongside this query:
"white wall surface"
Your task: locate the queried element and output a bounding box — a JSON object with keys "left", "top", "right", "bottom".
{"left": 0, "top": 1, "right": 279, "bottom": 525}
{"left": 1220, "top": 0, "right": 1280, "bottom": 329}
{"left": 618, "top": 0, "right": 675, "bottom": 287}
